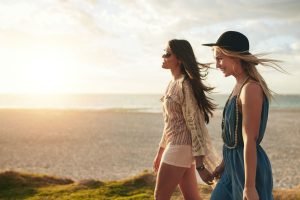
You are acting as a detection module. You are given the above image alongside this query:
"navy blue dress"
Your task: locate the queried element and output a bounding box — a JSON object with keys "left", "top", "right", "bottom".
{"left": 211, "top": 95, "right": 273, "bottom": 200}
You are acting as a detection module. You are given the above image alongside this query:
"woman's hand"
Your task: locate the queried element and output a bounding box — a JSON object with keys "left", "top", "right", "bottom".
{"left": 243, "top": 187, "right": 259, "bottom": 200}
{"left": 194, "top": 156, "right": 214, "bottom": 185}
{"left": 212, "top": 161, "right": 225, "bottom": 179}
{"left": 153, "top": 147, "right": 164, "bottom": 173}
{"left": 197, "top": 168, "right": 214, "bottom": 185}
{"left": 153, "top": 154, "right": 161, "bottom": 173}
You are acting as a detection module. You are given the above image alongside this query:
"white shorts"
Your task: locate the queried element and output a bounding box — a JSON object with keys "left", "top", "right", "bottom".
{"left": 161, "top": 144, "right": 195, "bottom": 168}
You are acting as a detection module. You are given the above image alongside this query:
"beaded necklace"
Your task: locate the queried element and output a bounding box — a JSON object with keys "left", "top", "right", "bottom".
{"left": 222, "top": 77, "right": 249, "bottom": 149}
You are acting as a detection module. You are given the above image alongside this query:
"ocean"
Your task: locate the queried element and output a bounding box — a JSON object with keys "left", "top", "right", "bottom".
{"left": 0, "top": 94, "right": 299, "bottom": 111}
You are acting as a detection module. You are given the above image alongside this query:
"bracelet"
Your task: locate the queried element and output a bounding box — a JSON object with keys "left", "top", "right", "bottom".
{"left": 196, "top": 165, "right": 205, "bottom": 171}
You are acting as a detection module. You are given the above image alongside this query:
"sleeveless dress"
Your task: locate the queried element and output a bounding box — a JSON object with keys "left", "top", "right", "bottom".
{"left": 211, "top": 83, "right": 273, "bottom": 200}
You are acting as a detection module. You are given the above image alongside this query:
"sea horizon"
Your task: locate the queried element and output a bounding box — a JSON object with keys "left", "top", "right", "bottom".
{"left": 0, "top": 93, "right": 300, "bottom": 112}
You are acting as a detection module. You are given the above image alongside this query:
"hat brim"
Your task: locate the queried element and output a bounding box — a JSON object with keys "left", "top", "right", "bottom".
{"left": 202, "top": 43, "right": 217, "bottom": 47}
{"left": 202, "top": 43, "right": 252, "bottom": 55}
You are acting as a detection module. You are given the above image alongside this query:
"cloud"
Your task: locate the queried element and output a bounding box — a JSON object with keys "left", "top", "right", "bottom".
{"left": 0, "top": 0, "right": 299, "bottom": 93}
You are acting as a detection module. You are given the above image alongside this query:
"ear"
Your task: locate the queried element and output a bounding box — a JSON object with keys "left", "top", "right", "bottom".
{"left": 233, "top": 57, "right": 241, "bottom": 65}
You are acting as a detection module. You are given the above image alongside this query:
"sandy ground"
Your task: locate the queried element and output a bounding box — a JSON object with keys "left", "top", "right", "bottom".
{"left": 0, "top": 109, "right": 299, "bottom": 188}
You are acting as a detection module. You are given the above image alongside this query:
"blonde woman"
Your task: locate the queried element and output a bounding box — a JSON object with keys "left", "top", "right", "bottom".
{"left": 153, "top": 39, "right": 219, "bottom": 200}
{"left": 203, "top": 31, "right": 282, "bottom": 200}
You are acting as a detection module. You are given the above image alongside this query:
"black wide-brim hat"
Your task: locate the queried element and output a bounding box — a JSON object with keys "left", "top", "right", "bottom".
{"left": 203, "top": 31, "right": 250, "bottom": 54}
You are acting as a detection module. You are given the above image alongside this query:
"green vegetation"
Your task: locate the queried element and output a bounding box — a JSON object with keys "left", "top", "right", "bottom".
{"left": 0, "top": 170, "right": 154, "bottom": 200}
{"left": 0, "top": 170, "right": 299, "bottom": 200}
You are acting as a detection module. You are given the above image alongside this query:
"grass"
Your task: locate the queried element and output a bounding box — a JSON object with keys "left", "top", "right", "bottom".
{"left": 0, "top": 170, "right": 154, "bottom": 200}
{"left": 0, "top": 170, "right": 299, "bottom": 200}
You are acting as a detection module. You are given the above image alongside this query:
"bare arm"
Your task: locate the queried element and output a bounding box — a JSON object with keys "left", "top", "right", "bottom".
{"left": 240, "top": 82, "right": 263, "bottom": 199}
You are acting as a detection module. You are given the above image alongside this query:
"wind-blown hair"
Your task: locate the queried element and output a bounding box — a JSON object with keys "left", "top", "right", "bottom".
{"left": 169, "top": 39, "right": 216, "bottom": 123}
{"left": 214, "top": 46, "right": 284, "bottom": 101}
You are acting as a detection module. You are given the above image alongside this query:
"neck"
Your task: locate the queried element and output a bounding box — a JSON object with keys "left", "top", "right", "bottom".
{"left": 171, "top": 67, "right": 183, "bottom": 80}
{"left": 235, "top": 72, "right": 248, "bottom": 85}
{"left": 231, "top": 61, "right": 248, "bottom": 84}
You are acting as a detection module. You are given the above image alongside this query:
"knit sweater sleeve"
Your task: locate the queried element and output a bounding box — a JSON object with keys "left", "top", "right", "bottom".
{"left": 182, "top": 80, "right": 207, "bottom": 156}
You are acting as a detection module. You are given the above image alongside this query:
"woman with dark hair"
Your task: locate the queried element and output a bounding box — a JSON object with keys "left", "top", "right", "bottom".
{"left": 153, "top": 39, "right": 219, "bottom": 200}
{"left": 203, "top": 31, "right": 283, "bottom": 200}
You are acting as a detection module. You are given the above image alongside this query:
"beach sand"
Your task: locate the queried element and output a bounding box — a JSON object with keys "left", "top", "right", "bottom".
{"left": 0, "top": 109, "right": 299, "bottom": 188}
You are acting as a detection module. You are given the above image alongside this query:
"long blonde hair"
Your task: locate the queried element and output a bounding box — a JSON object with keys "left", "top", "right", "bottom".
{"left": 214, "top": 46, "right": 284, "bottom": 101}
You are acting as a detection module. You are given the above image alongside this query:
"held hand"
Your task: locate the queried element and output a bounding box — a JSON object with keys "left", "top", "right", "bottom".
{"left": 212, "top": 163, "right": 225, "bottom": 180}
{"left": 197, "top": 168, "right": 214, "bottom": 185}
{"left": 243, "top": 187, "right": 259, "bottom": 200}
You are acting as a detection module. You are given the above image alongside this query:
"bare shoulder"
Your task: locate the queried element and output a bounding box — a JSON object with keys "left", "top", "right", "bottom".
{"left": 244, "top": 81, "right": 263, "bottom": 94}
{"left": 240, "top": 80, "right": 263, "bottom": 103}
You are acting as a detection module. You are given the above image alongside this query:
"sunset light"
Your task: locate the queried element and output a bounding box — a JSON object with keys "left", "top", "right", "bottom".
{"left": 0, "top": 1, "right": 299, "bottom": 199}
{"left": 20, "top": 50, "right": 74, "bottom": 94}
{"left": 0, "top": 0, "right": 299, "bottom": 95}
{"left": 2, "top": 44, "right": 79, "bottom": 94}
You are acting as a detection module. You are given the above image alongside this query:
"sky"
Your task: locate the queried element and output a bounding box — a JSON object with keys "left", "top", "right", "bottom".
{"left": 0, "top": 0, "right": 299, "bottom": 94}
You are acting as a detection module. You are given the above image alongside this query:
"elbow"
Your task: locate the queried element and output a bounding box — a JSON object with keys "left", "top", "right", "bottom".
{"left": 242, "top": 127, "right": 259, "bottom": 144}
{"left": 243, "top": 133, "right": 258, "bottom": 145}
{"left": 243, "top": 137, "right": 257, "bottom": 148}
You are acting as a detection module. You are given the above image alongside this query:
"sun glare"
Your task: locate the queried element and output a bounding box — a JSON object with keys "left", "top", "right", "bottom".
{"left": 24, "top": 59, "right": 65, "bottom": 93}
{"left": 18, "top": 48, "right": 76, "bottom": 94}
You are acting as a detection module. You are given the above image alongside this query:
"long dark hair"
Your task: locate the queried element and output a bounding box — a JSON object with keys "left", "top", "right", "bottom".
{"left": 169, "top": 39, "right": 216, "bottom": 123}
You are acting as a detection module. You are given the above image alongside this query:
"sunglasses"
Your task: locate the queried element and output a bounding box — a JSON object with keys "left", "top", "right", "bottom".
{"left": 162, "top": 52, "right": 172, "bottom": 58}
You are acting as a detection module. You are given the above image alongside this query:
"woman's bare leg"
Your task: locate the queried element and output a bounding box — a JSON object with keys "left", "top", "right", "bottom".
{"left": 179, "top": 164, "right": 201, "bottom": 200}
{"left": 154, "top": 162, "right": 187, "bottom": 200}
